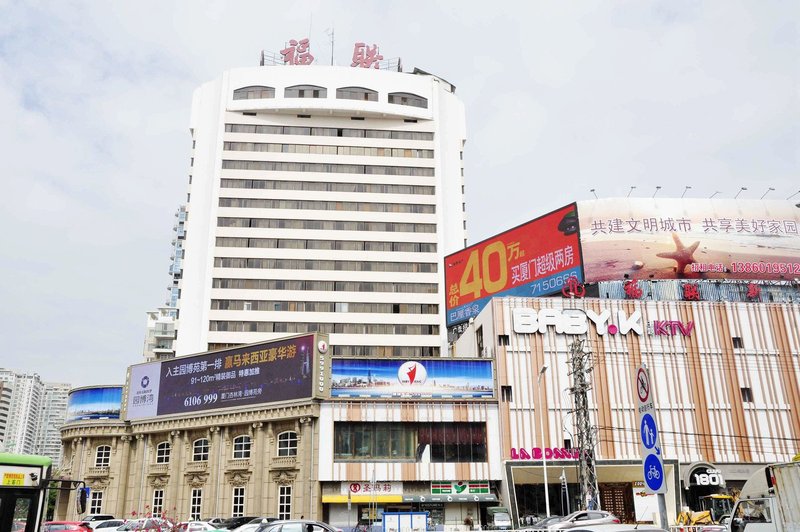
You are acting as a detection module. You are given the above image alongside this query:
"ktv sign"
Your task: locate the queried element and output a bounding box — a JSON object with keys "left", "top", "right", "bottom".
{"left": 512, "top": 308, "right": 644, "bottom": 336}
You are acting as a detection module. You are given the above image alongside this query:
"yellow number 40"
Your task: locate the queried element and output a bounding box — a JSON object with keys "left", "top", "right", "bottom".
{"left": 459, "top": 241, "right": 508, "bottom": 299}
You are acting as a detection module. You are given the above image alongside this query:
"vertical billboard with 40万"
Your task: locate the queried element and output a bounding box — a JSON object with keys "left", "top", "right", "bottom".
{"left": 444, "top": 203, "right": 582, "bottom": 327}
{"left": 124, "top": 333, "right": 330, "bottom": 420}
{"left": 578, "top": 198, "right": 800, "bottom": 282}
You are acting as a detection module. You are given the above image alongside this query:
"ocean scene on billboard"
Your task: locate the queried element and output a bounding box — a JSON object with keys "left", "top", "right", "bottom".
{"left": 331, "top": 359, "right": 494, "bottom": 398}
{"left": 66, "top": 386, "right": 123, "bottom": 422}
{"left": 578, "top": 198, "right": 800, "bottom": 282}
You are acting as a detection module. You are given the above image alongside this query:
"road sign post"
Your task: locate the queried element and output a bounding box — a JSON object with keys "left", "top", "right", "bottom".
{"left": 634, "top": 364, "right": 668, "bottom": 527}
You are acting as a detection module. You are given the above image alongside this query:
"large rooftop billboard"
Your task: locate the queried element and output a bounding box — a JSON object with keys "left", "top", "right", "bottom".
{"left": 578, "top": 198, "right": 800, "bottom": 282}
{"left": 444, "top": 203, "right": 582, "bottom": 327}
{"left": 123, "top": 333, "right": 330, "bottom": 421}
{"left": 66, "top": 386, "right": 123, "bottom": 422}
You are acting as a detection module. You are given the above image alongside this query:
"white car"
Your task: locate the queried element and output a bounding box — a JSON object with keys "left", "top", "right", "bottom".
{"left": 92, "top": 521, "right": 126, "bottom": 530}
{"left": 546, "top": 511, "right": 620, "bottom": 530}
{"left": 557, "top": 526, "right": 666, "bottom": 532}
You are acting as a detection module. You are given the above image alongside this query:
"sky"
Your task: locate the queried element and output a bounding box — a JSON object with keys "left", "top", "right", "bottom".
{"left": 0, "top": 1, "right": 797, "bottom": 388}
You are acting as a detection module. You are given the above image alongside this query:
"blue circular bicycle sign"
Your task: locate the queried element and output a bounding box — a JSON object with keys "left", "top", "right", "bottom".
{"left": 644, "top": 453, "right": 664, "bottom": 492}
{"left": 640, "top": 413, "right": 658, "bottom": 450}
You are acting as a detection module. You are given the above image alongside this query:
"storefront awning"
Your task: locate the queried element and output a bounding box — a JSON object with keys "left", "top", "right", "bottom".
{"left": 401, "top": 494, "right": 498, "bottom": 503}
{"left": 323, "top": 495, "right": 404, "bottom": 503}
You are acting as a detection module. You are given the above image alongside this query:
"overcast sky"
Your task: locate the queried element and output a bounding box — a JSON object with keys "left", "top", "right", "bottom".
{"left": 0, "top": 1, "right": 797, "bottom": 388}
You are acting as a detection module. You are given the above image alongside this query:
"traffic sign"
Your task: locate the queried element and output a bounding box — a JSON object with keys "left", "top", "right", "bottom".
{"left": 634, "top": 364, "right": 666, "bottom": 494}
{"left": 640, "top": 413, "right": 658, "bottom": 450}
{"left": 644, "top": 454, "right": 664, "bottom": 492}
{"left": 636, "top": 368, "right": 650, "bottom": 403}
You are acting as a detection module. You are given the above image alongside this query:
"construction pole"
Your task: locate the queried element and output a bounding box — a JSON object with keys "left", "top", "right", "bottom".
{"left": 568, "top": 339, "right": 600, "bottom": 510}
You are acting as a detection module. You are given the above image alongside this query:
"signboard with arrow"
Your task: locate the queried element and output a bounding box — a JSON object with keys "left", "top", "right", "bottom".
{"left": 635, "top": 365, "right": 666, "bottom": 494}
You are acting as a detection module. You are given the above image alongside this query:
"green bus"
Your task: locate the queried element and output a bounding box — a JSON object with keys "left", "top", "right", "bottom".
{"left": 0, "top": 453, "right": 85, "bottom": 532}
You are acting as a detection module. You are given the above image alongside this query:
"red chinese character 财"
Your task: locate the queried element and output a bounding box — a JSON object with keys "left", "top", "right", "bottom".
{"left": 682, "top": 283, "right": 701, "bottom": 301}
{"left": 281, "top": 38, "right": 314, "bottom": 65}
{"left": 351, "top": 42, "right": 383, "bottom": 68}
{"left": 623, "top": 280, "right": 643, "bottom": 299}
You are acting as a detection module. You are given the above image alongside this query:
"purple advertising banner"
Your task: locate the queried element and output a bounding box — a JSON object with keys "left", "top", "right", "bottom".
{"left": 125, "top": 334, "right": 323, "bottom": 420}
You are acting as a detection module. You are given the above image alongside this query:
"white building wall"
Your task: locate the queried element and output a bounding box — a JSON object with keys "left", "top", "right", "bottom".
{"left": 175, "top": 66, "right": 466, "bottom": 358}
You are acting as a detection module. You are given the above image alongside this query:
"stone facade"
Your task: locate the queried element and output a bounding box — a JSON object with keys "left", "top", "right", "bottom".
{"left": 57, "top": 402, "right": 319, "bottom": 522}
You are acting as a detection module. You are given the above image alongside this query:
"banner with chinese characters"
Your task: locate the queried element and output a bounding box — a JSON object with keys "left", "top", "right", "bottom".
{"left": 578, "top": 198, "right": 800, "bottom": 282}
{"left": 342, "top": 482, "right": 403, "bottom": 495}
{"left": 431, "top": 481, "right": 490, "bottom": 494}
{"left": 123, "top": 334, "right": 330, "bottom": 420}
{"left": 444, "top": 203, "right": 583, "bottom": 327}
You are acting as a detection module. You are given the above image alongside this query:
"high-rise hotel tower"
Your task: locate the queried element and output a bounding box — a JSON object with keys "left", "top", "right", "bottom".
{"left": 174, "top": 65, "right": 466, "bottom": 357}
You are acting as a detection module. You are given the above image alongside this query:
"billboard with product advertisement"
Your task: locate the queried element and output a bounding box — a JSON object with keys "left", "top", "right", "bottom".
{"left": 124, "top": 333, "right": 330, "bottom": 420}
{"left": 66, "top": 386, "right": 123, "bottom": 422}
{"left": 331, "top": 358, "right": 494, "bottom": 398}
{"left": 578, "top": 198, "right": 800, "bottom": 282}
{"left": 444, "top": 203, "right": 582, "bottom": 327}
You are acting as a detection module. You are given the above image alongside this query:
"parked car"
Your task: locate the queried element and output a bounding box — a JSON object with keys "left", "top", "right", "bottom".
{"left": 219, "top": 517, "right": 269, "bottom": 530}
{"left": 116, "top": 518, "right": 174, "bottom": 531}
{"left": 82, "top": 515, "right": 117, "bottom": 525}
{"left": 93, "top": 521, "right": 126, "bottom": 530}
{"left": 557, "top": 526, "right": 666, "bottom": 532}
{"left": 175, "top": 522, "right": 224, "bottom": 532}
{"left": 204, "top": 519, "right": 226, "bottom": 527}
{"left": 546, "top": 511, "right": 620, "bottom": 530}
{"left": 43, "top": 522, "right": 92, "bottom": 531}
{"left": 529, "top": 516, "right": 564, "bottom": 530}
{"left": 254, "top": 520, "right": 343, "bottom": 532}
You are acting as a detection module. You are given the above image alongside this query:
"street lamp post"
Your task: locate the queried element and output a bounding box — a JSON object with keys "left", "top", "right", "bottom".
{"left": 537, "top": 365, "right": 550, "bottom": 517}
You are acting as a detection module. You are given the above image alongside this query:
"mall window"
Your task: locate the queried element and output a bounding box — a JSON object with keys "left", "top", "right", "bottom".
{"left": 732, "top": 336, "right": 744, "bottom": 349}
{"left": 501, "top": 386, "right": 513, "bottom": 402}
{"left": 95, "top": 445, "right": 111, "bottom": 467}
{"left": 741, "top": 387, "right": 754, "bottom": 403}
{"left": 388, "top": 92, "right": 428, "bottom": 108}
{"left": 334, "top": 422, "right": 487, "bottom": 462}
{"left": 285, "top": 85, "right": 327, "bottom": 98}
{"left": 233, "top": 86, "right": 275, "bottom": 100}
{"left": 193, "top": 438, "right": 210, "bottom": 461}
{"left": 278, "top": 431, "right": 298, "bottom": 456}
{"left": 155, "top": 441, "right": 170, "bottom": 464}
{"left": 233, "top": 435, "right": 251, "bottom": 459}
{"left": 278, "top": 485, "right": 292, "bottom": 520}
{"left": 337, "top": 86, "right": 378, "bottom": 101}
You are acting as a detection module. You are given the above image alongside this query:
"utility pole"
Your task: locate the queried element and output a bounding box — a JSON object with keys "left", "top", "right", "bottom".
{"left": 567, "top": 339, "right": 600, "bottom": 511}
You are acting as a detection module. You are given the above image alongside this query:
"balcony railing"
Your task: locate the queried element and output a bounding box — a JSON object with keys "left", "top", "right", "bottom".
{"left": 227, "top": 458, "right": 252, "bottom": 471}
{"left": 186, "top": 461, "right": 208, "bottom": 473}
{"left": 85, "top": 466, "right": 110, "bottom": 478}
{"left": 149, "top": 463, "right": 170, "bottom": 475}
{"left": 270, "top": 456, "right": 297, "bottom": 469}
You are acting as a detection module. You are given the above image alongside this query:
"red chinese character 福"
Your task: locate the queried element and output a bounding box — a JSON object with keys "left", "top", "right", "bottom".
{"left": 623, "top": 280, "right": 643, "bottom": 299}
{"left": 682, "top": 283, "right": 701, "bottom": 301}
{"left": 281, "top": 38, "right": 314, "bottom": 65}
{"left": 351, "top": 42, "right": 383, "bottom": 69}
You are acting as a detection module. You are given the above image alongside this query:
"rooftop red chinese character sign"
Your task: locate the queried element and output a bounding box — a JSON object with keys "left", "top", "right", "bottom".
{"left": 281, "top": 38, "right": 314, "bottom": 65}
{"left": 351, "top": 42, "right": 383, "bottom": 69}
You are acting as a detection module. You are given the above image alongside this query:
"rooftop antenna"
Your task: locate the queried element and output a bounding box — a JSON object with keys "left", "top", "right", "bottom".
{"left": 681, "top": 185, "right": 692, "bottom": 198}
{"left": 710, "top": 191, "right": 721, "bottom": 199}
{"left": 788, "top": 190, "right": 800, "bottom": 200}
{"left": 325, "top": 27, "right": 335, "bottom": 66}
{"left": 652, "top": 186, "right": 661, "bottom": 198}
{"left": 760, "top": 187, "right": 775, "bottom": 200}
{"left": 627, "top": 186, "right": 636, "bottom": 198}
{"left": 735, "top": 187, "right": 747, "bottom": 199}
{"left": 590, "top": 189, "right": 598, "bottom": 199}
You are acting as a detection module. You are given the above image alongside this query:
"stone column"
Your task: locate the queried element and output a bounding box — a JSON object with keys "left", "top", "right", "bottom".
{"left": 208, "top": 426, "right": 223, "bottom": 519}
{"left": 166, "top": 430, "right": 183, "bottom": 519}
{"left": 250, "top": 422, "right": 264, "bottom": 515}
{"left": 116, "top": 435, "right": 133, "bottom": 517}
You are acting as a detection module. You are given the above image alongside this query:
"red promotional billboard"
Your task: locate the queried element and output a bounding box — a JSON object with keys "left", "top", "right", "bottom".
{"left": 444, "top": 203, "right": 583, "bottom": 327}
